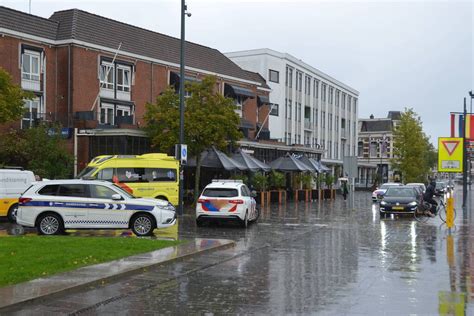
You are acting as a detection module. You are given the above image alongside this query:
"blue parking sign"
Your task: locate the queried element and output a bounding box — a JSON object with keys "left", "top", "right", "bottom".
{"left": 180, "top": 144, "right": 187, "bottom": 165}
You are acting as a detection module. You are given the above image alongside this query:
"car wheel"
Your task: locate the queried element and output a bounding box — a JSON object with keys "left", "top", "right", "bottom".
{"left": 241, "top": 211, "right": 249, "bottom": 228}
{"left": 379, "top": 211, "right": 386, "bottom": 218}
{"left": 253, "top": 207, "right": 260, "bottom": 222}
{"left": 7, "top": 204, "right": 19, "bottom": 223}
{"left": 131, "top": 214, "right": 155, "bottom": 236}
{"left": 37, "top": 213, "right": 64, "bottom": 235}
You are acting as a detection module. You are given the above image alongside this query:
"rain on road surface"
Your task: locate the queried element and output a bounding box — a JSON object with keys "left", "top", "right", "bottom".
{"left": 1, "top": 187, "right": 473, "bottom": 315}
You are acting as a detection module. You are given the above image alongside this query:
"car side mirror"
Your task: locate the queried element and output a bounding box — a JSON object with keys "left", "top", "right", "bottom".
{"left": 111, "top": 194, "right": 123, "bottom": 200}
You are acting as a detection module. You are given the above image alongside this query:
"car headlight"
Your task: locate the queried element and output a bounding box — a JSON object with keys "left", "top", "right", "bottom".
{"left": 380, "top": 201, "right": 387, "bottom": 206}
{"left": 408, "top": 201, "right": 417, "bottom": 207}
{"left": 160, "top": 202, "right": 176, "bottom": 212}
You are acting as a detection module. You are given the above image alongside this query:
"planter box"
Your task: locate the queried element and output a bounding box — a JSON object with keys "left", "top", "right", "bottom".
{"left": 256, "top": 191, "right": 275, "bottom": 205}
{"left": 269, "top": 190, "right": 286, "bottom": 203}
{"left": 295, "top": 190, "right": 311, "bottom": 201}
{"left": 311, "top": 189, "right": 320, "bottom": 200}
{"left": 323, "top": 189, "right": 332, "bottom": 199}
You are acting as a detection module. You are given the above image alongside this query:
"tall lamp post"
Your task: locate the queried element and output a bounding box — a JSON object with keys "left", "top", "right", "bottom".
{"left": 378, "top": 134, "right": 388, "bottom": 183}
{"left": 469, "top": 91, "right": 473, "bottom": 188}
{"left": 178, "top": 1, "right": 191, "bottom": 215}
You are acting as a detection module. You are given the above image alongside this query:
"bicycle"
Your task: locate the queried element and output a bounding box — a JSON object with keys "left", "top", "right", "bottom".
{"left": 414, "top": 197, "right": 454, "bottom": 223}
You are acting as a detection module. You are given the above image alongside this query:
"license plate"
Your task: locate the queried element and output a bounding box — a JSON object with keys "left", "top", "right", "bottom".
{"left": 393, "top": 206, "right": 404, "bottom": 210}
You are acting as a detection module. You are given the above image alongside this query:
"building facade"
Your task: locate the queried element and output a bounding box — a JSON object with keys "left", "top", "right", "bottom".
{"left": 0, "top": 6, "right": 271, "bottom": 174}
{"left": 226, "top": 49, "right": 359, "bottom": 171}
{"left": 357, "top": 111, "right": 401, "bottom": 186}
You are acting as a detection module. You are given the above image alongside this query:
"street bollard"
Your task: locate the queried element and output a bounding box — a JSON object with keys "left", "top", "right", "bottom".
{"left": 446, "top": 196, "right": 454, "bottom": 229}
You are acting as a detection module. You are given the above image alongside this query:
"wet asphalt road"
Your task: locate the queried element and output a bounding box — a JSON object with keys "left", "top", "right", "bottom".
{"left": 1, "top": 186, "right": 473, "bottom": 315}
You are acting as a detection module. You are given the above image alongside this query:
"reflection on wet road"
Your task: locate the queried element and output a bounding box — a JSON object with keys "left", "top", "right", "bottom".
{"left": 1, "top": 187, "right": 473, "bottom": 314}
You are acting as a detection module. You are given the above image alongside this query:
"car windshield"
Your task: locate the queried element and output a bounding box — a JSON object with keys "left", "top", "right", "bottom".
{"left": 384, "top": 188, "right": 416, "bottom": 198}
{"left": 112, "top": 184, "right": 135, "bottom": 199}
{"left": 436, "top": 182, "right": 446, "bottom": 188}
{"left": 202, "top": 188, "right": 239, "bottom": 198}
{"left": 77, "top": 167, "right": 97, "bottom": 179}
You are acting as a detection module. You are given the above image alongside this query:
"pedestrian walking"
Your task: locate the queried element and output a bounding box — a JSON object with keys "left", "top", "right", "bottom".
{"left": 342, "top": 180, "right": 349, "bottom": 200}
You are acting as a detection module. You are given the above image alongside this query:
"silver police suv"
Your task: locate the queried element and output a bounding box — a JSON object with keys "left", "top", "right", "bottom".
{"left": 16, "top": 179, "right": 176, "bottom": 236}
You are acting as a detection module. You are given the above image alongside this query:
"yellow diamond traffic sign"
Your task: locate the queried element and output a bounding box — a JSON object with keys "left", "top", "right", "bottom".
{"left": 438, "top": 137, "right": 463, "bottom": 172}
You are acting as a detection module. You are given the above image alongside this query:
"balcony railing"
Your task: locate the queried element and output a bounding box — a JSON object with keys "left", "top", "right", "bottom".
{"left": 304, "top": 119, "right": 311, "bottom": 129}
{"left": 74, "top": 111, "right": 135, "bottom": 129}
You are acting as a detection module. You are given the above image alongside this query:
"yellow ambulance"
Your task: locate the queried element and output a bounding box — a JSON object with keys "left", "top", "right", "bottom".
{"left": 0, "top": 168, "right": 36, "bottom": 222}
{"left": 78, "top": 154, "right": 179, "bottom": 205}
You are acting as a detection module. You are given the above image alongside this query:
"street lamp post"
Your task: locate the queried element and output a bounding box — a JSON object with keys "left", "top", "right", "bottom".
{"left": 378, "top": 134, "right": 388, "bottom": 183}
{"left": 178, "top": 1, "right": 191, "bottom": 215}
{"left": 469, "top": 91, "right": 473, "bottom": 188}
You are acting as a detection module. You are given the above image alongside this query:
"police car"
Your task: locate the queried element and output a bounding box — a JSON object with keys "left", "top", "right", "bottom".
{"left": 196, "top": 180, "right": 258, "bottom": 228}
{"left": 16, "top": 179, "right": 176, "bottom": 236}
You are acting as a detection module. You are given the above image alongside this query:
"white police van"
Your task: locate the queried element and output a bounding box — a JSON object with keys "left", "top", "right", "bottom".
{"left": 196, "top": 180, "right": 258, "bottom": 228}
{"left": 16, "top": 179, "right": 176, "bottom": 236}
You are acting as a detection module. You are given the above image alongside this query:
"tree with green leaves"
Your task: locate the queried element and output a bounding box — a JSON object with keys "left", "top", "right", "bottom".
{"left": 145, "top": 75, "right": 242, "bottom": 200}
{"left": 390, "top": 108, "right": 434, "bottom": 183}
{"left": 0, "top": 124, "right": 74, "bottom": 179}
{"left": 0, "top": 67, "right": 33, "bottom": 124}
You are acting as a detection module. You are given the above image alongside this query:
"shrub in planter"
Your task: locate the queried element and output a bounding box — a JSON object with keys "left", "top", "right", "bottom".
{"left": 269, "top": 171, "right": 285, "bottom": 190}
{"left": 230, "top": 174, "right": 248, "bottom": 185}
{"left": 324, "top": 173, "right": 335, "bottom": 199}
{"left": 292, "top": 173, "right": 302, "bottom": 191}
{"left": 301, "top": 173, "right": 313, "bottom": 190}
{"left": 252, "top": 173, "right": 267, "bottom": 192}
{"left": 324, "top": 173, "right": 334, "bottom": 189}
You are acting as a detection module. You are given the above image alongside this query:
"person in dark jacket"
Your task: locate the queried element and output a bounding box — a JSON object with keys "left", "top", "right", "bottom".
{"left": 423, "top": 180, "right": 438, "bottom": 217}
{"left": 341, "top": 180, "right": 349, "bottom": 200}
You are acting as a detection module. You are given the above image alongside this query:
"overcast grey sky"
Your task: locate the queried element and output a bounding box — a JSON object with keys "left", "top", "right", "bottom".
{"left": 2, "top": 0, "right": 473, "bottom": 146}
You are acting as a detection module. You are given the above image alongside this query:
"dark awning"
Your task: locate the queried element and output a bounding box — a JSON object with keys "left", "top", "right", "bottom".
{"left": 298, "top": 156, "right": 319, "bottom": 173}
{"left": 187, "top": 147, "right": 247, "bottom": 171}
{"left": 270, "top": 154, "right": 314, "bottom": 172}
{"left": 224, "top": 83, "right": 254, "bottom": 98}
{"left": 257, "top": 95, "right": 270, "bottom": 106}
{"left": 169, "top": 72, "right": 201, "bottom": 91}
{"left": 313, "top": 160, "right": 331, "bottom": 172}
{"left": 232, "top": 149, "right": 271, "bottom": 172}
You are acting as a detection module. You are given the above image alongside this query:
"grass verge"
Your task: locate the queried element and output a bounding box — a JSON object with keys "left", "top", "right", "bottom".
{"left": 0, "top": 236, "right": 182, "bottom": 287}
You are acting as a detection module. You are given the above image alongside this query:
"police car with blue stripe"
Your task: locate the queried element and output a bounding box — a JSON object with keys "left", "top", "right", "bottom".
{"left": 16, "top": 180, "right": 176, "bottom": 236}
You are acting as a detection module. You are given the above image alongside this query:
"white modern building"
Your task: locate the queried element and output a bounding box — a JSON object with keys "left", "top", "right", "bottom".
{"left": 226, "top": 48, "right": 359, "bottom": 171}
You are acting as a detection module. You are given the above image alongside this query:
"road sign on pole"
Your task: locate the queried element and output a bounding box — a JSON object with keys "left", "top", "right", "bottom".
{"left": 438, "top": 137, "right": 463, "bottom": 172}
{"left": 180, "top": 144, "right": 187, "bottom": 165}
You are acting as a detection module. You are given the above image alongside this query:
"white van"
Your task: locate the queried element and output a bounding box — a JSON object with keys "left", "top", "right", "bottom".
{"left": 0, "top": 169, "right": 36, "bottom": 222}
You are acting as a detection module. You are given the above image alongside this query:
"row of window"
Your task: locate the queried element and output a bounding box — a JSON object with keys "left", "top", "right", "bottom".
{"left": 99, "top": 62, "right": 132, "bottom": 92}
{"left": 20, "top": 49, "right": 134, "bottom": 96}
{"left": 38, "top": 183, "right": 123, "bottom": 199}
{"left": 284, "top": 66, "right": 357, "bottom": 113}
{"left": 94, "top": 167, "right": 177, "bottom": 183}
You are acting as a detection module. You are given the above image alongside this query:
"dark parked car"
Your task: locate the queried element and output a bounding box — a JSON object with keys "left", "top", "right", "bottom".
{"left": 379, "top": 186, "right": 419, "bottom": 218}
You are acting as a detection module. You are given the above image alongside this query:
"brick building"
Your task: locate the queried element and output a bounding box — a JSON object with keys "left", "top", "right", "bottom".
{"left": 357, "top": 111, "right": 402, "bottom": 186}
{"left": 0, "top": 6, "right": 271, "bottom": 174}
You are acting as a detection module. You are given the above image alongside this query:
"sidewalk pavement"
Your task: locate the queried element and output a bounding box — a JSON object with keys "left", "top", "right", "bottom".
{"left": 0, "top": 238, "right": 234, "bottom": 311}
